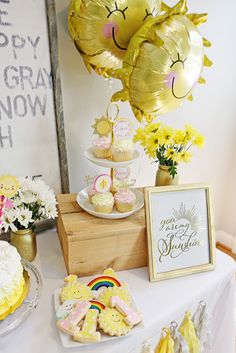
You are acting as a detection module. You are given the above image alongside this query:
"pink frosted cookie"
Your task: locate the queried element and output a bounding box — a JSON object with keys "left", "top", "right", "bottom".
{"left": 73, "top": 309, "right": 101, "bottom": 343}
{"left": 93, "top": 136, "right": 111, "bottom": 159}
{"left": 110, "top": 296, "right": 142, "bottom": 326}
{"left": 57, "top": 300, "right": 90, "bottom": 336}
{"left": 114, "top": 189, "right": 136, "bottom": 213}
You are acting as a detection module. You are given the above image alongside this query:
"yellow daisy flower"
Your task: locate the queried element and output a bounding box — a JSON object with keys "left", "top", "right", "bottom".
{"left": 133, "top": 128, "right": 147, "bottom": 146}
{"left": 180, "top": 151, "right": 193, "bottom": 163}
{"left": 159, "top": 126, "right": 174, "bottom": 145}
{"left": 183, "top": 124, "right": 198, "bottom": 144}
{"left": 174, "top": 130, "right": 186, "bottom": 145}
{"left": 145, "top": 122, "right": 161, "bottom": 134}
{"left": 145, "top": 147, "right": 156, "bottom": 159}
{"left": 146, "top": 134, "right": 160, "bottom": 152}
{"left": 165, "top": 148, "right": 179, "bottom": 162}
{"left": 193, "top": 134, "right": 205, "bottom": 148}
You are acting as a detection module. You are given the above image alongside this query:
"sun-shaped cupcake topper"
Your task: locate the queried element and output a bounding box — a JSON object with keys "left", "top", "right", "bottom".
{"left": 107, "top": 0, "right": 213, "bottom": 121}
{"left": 92, "top": 117, "right": 113, "bottom": 137}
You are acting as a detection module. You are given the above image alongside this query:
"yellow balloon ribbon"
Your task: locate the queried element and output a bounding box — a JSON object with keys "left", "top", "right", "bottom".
{"left": 179, "top": 312, "right": 200, "bottom": 353}
{"left": 109, "top": 0, "right": 212, "bottom": 122}
{"left": 155, "top": 328, "right": 174, "bottom": 353}
{"left": 68, "top": 0, "right": 161, "bottom": 74}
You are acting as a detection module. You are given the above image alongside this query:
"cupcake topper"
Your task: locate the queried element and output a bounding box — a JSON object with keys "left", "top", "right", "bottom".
{"left": 92, "top": 116, "right": 113, "bottom": 137}
{"left": 0, "top": 174, "right": 20, "bottom": 198}
{"left": 94, "top": 174, "right": 112, "bottom": 193}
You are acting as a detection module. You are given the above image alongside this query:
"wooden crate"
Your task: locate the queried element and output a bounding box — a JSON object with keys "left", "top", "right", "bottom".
{"left": 56, "top": 193, "right": 148, "bottom": 276}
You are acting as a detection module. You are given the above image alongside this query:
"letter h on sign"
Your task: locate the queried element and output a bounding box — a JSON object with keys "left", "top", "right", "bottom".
{"left": 0, "top": 125, "right": 13, "bottom": 148}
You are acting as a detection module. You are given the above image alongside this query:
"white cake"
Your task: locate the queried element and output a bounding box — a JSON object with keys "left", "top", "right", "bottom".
{"left": 0, "top": 241, "right": 25, "bottom": 319}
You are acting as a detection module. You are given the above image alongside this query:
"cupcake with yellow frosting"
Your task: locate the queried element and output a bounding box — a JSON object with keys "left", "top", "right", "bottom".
{"left": 93, "top": 136, "right": 111, "bottom": 159}
{"left": 114, "top": 189, "right": 136, "bottom": 213}
{"left": 111, "top": 139, "right": 134, "bottom": 162}
{"left": 92, "top": 192, "right": 114, "bottom": 213}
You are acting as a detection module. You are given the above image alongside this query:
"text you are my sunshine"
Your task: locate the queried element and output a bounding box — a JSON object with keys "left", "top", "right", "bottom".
{"left": 157, "top": 218, "right": 202, "bottom": 263}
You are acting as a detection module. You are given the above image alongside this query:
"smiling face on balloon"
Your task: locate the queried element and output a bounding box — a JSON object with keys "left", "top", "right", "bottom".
{"left": 111, "top": 13, "right": 205, "bottom": 120}
{"left": 69, "top": 0, "right": 160, "bottom": 70}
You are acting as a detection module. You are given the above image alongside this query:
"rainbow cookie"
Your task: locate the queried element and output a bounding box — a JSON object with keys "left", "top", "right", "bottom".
{"left": 87, "top": 276, "right": 121, "bottom": 291}
{"left": 98, "top": 307, "right": 131, "bottom": 336}
{"left": 61, "top": 275, "right": 94, "bottom": 303}
{"left": 89, "top": 300, "right": 105, "bottom": 313}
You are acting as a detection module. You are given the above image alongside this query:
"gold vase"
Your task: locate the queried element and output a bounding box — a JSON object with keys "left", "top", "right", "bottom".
{"left": 155, "top": 165, "right": 179, "bottom": 186}
{"left": 10, "top": 228, "right": 37, "bottom": 262}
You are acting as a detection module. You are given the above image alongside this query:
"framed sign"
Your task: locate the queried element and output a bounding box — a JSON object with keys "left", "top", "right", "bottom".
{"left": 0, "top": 0, "right": 69, "bottom": 193}
{"left": 145, "top": 184, "right": 215, "bottom": 282}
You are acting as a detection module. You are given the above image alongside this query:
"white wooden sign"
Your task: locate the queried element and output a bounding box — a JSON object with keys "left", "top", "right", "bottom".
{"left": 0, "top": 0, "right": 65, "bottom": 193}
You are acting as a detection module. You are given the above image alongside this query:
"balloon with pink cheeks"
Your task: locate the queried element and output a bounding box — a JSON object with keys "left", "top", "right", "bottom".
{"left": 68, "top": 0, "right": 161, "bottom": 74}
{"left": 110, "top": 7, "right": 206, "bottom": 121}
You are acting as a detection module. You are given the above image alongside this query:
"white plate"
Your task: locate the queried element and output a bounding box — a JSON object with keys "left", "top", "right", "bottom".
{"left": 76, "top": 188, "right": 144, "bottom": 219}
{"left": 85, "top": 148, "right": 140, "bottom": 168}
{"left": 54, "top": 288, "right": 144, "bottom": 349}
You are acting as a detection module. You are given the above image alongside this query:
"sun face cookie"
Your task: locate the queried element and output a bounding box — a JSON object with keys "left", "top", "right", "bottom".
{"left": 61, "top": 275, "right": 94, "bottom": 303}
{"left": 98, "top": 287, "right": 132, "bottom": 307}
{"left": 98, "top": 307, "right": 131, "bottom": 336}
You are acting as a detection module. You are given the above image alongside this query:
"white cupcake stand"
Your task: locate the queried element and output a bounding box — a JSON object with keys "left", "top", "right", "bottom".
{"left": 77, "top": 103, "right": 144, "bottom": 219}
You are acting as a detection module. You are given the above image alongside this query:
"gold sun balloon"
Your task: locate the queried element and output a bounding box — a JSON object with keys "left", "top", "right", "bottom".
{"left": 108, "top": 0, "right": 213, "bottom": 122}
{"left": 0, "top": 175, "right": 20, "bottom": 198}
{"left": 68, "top": 0, "right": 161, "bottom": 75}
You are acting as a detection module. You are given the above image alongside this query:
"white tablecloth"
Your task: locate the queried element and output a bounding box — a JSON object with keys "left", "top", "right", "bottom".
{"left": 0, "top": 230, "right": 235, "bottom": 353}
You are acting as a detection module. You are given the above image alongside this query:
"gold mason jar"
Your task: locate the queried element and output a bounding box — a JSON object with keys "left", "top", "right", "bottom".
{"left": 10, "top": 228, "right": 37, "bottom": 262}
{"left": 155, "top": 165, "right": 179, "bottom": 186}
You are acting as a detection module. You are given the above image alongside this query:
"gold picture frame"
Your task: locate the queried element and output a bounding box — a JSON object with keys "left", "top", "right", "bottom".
{"left": 145, "top": 184, "right": 216, "bottom": 282}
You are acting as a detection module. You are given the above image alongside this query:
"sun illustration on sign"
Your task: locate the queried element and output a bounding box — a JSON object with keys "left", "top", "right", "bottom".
{"left": 0, "top": 175, "right": 20, "bottom": 198}
{"left": 173, "top": 202, "right": 202, "bottom": 232}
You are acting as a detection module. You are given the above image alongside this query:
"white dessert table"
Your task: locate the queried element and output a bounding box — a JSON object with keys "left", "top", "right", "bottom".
{"left": 0, "top": 230, "right": 235, "bottom": 353}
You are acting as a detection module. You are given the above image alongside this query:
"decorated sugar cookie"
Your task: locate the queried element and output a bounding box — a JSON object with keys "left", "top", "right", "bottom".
{"left": 89, "top": 300, "right": 106, "bottom": 313}
{"left": 98, "top": 287, "right": 132, "bottom": 307}
{"left": 56, "top": 300, "right": 78, "bottom": 321}
{"left": 73, "top": 309, "right": 101, "bottom": 343}
{"left": 110, "top": 296, "right": 142, "bottom": 326}
{"left": 61, "top": 275, "right": 94, "bottom": 303}
{"left": 57, "top": 300, "right": 91, "bottom": 336}
{"left": 98, "top": 307, "right": 132, "bottom": 336}
{"left": 87, "top": 275, "right": 122, "bottom": 291}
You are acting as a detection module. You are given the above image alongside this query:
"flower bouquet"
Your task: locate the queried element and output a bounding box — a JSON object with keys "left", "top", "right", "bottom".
{"left": 134, "top": 122, "right": 204, "bottom": 185}
{"left": 0, "top": 176, "right": 57, "bottom": 261}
